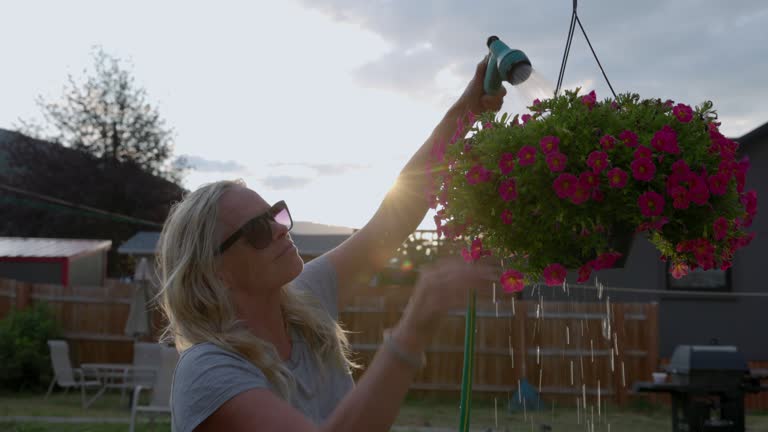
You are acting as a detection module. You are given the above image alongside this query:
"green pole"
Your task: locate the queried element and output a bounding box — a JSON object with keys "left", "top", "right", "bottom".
{"left": 458, "top": 288, "right": 477, "bottom": 432}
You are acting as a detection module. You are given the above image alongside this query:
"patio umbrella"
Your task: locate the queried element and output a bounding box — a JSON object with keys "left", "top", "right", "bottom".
{"left": 124, "top": 257, "right": 151, "bottom": 338}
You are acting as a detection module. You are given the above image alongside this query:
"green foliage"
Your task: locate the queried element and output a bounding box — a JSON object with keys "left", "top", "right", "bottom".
{"left": 432, "top": 89, "right": 756, "bottom": 283}
{"left": 0, "top": 303, "right": 62, "bottom": 391}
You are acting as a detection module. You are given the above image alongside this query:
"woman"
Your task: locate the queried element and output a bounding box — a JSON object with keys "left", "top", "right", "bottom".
{"left": 159, "top": 56, "right": 506, "bottom": 432}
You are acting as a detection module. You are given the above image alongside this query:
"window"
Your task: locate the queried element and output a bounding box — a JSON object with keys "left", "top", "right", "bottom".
{"left": 666, "top": 262, "right": 732, "bottom": 292}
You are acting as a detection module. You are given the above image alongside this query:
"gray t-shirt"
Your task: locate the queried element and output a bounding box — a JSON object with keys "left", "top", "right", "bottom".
{"left": 170, "top": 255, "right": 355, "bottom": 432}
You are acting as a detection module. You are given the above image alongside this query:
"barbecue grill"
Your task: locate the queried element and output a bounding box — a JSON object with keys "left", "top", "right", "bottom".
{"left": 634, "top": 345, "right": 768, "bottom": 431}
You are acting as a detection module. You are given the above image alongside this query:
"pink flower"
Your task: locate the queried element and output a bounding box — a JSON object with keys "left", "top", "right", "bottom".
{"left": 532, "top": 98, "right": 541, "bottom": 106}
{"left": 619, "top": 130, "right": 639, "bottom": 148}
{"left": 592, "top": 189, "right": 605, "bottom": 202}
{"left": 606, "top": 167, "right": 628, "bottom": 188}
{"left": 577, "top": 262, "right": 593, "bottom": 283}
{"left": 631, "top": 157, "right": 656, "bottom": 181}
{"left": 499, "top": 179, "right": 519, "bottom": 201}
{"left": 466, "top": 164, "right": 492, "bottom": 185}
{"left": 600, "top": 135, "right": 616, "bottom": 151}
{"left": 714, "top": 217, "right": 729, "bottom": 241}
{"left": 543, "top": 263, "right": 567, "bottom": 286}
{"left": 540, "top": 136, "right": 560, "bottom": 154}
{"left": 651, "top": 125, "right": 680, "bottom": 154}
{"left": 741, "top": 190, "right": 758, "bottom": 227}
{"left": 736, "top": 157, "right": 750, "bottom": 193}
{"left": 462, "top": 238, "right": 491, "bottom": 262}
{"left": 634, "top": 146, "right": 653, "bottom": 159}
{"left": 638, "top": 191, "right": 665, "bottom": 217}
{"left": 587, "top": 151, "right": 609, "bottom": 173}
{"left": 582, "top": 90, "right": 597, "bottom": 110}
{"left": 501, "top": 209, "right": 513, "bottom": 225}
{"left": 668, "top": 186, "right": 690, "bottom": 209}
{"left": 553, "top": 173, "right": 578, "bottom": 199}
{"left": 579, "top": 171, "right": 599, "bottom": 189}
{"left": 546, "top": 152, "right": 567, "bottom": 172}
{"left": 594, "top": 252, "right": 622, "bottom": 270}
{"left": 500, "top": 269, "right": 525, "bottom": 293}
{"left": 483, "top": 121, "right": 494, "bottom": 129}
{"left": 670, "top": 262, "right": 689, "bottom": 279}
{"left": 708, "top": 173, "right": 729, "bottom": 196}
{"left": 569, "top": 184, "right": 590, "bottom": 205}
{"left": 498, "top": 153, "right": 516, "bottom": 175}
{"left": 689, "top": 175, "right": 710, "bottom": 205}
{"left": 521, "top": 114, "right": 532, "bottom": 124}
{"left": 517, "top": 145, "right": 537, "bottom": 166}
{"left": 672, "top": 103, "right": 693, "bottom": 123}
{"left": 671, "top": 159, "right": 692, "bottom": 177}
{"left": 692, "top": 239, "right": 715, "bottom": 269}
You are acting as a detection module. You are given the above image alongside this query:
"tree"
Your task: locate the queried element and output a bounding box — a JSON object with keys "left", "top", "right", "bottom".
{"left": 17, "top": 48, "right": 187, "bottom": 183}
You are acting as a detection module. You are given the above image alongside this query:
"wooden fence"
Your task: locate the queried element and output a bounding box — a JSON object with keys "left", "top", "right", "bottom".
{"left": 2, "top": 277, "right": 767, "bottom": 409}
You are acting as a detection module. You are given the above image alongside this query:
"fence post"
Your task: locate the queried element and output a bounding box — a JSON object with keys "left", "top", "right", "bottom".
{"left": 15, "top": 281, "right": 31, "bottom": 310}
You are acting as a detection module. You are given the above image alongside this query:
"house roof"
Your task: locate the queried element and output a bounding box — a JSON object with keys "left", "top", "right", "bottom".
{"left": 736, "top": 121, "right": 768, "bottom": 147}
{"left": 118, "top": 231, "right": 350, "bottom": 257}
{"left": 0, "top": 237, "right": 112, "bottom": 259}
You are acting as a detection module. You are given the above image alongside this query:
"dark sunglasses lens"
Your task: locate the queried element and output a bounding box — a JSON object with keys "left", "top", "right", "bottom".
{"left": 244, "top": 218, "right": 272, "bottom": 249}
{"left": 273, "top": 207, "right": 292, "bottom": 230}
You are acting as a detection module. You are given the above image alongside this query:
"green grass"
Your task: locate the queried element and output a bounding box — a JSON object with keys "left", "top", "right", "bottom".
{"left": 2, "top": 390, "right": 768, "bottom": 431}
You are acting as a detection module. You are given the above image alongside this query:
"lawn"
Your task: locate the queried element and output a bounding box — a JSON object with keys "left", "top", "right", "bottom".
{"left": 2, "top": 391, "right": 768, "bottom": 431}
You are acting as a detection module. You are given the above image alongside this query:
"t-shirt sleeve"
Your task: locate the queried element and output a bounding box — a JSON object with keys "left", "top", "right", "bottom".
{"left": 291, "top": 254, "right": 340, "bottom": 319}
{"left": 171, "top": 344, "right": 270, "bottom": 432}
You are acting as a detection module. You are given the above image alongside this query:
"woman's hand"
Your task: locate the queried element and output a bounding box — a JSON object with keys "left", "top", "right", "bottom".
{"left": 392, "top": 257, "right": 500, "bottom": 351}
{"left": 453, "top": 55, "right": 507, "bottom": 117}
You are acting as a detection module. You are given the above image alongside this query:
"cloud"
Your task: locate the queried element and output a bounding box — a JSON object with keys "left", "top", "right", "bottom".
{"left": 296, "top": 0, "right": 768, "bottom": 136}
{"left": 258, "top": 175, "right": 313, "bottom": 190}
{"left": 180, "top": 155, "right": 248, "bottom": 173}
{"left": 267, "top": 162, "right": 369, "bottom": 176}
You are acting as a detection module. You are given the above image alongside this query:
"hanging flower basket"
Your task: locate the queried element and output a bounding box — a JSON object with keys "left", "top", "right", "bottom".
{"left": 429, "top": 89, "right": 757, "bottom": 291}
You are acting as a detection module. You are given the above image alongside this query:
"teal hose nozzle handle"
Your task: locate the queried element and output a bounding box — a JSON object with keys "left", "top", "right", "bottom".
{"left": 484, "top": 35, "right": 532, "bottom": 94}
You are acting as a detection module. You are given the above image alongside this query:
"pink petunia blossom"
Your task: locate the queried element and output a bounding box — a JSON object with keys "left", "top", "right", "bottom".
{"left": 671, "top": 159, "right": 692, "bottom": 178}
{"left": 501, "top": 209, "right": 513, "bottom": 225}
{"left": 631, "top": 157, "right": 656, "bottom": 181}
{"left": 672, "top": 103, "right": 693, "bottom": 123}
{"left": 483, "top": 121, "right": 494, "bottom": 129}
{"left": 634, "top": 146, "right": 653, "bottom": 159}
{"left": 462, "top": 238, "right": 492, "bottom": 262}
{"left": 619, "top": 130, "right": 639, "bottom": 148}
{"left": 498, "top": 152, "right": 516, "bottom": 175}
{"left": 714, "top": 217, "right": 729, "bottom": 241}
{"left": 540, "top": 136, "right": 560, "bottom": 154}
{"left": 546, "top": 152, "right": 567, "bottom": 172}
{"left": 592, "top": 188, "right": 605, "bottom": 202}
{"left": 668, "top": 186, "right": 690, "bottom": 209}
{"left": 579, "top": 171, "right": 599, "bottom": 189}
{"left": 577, "top": 262, "right": 593, "bottom": 283}
{"left": 532, "top": 98, "right": 542, "bottom": 106}
{"left": 499, "top": 178, "right": 519, "bottom": 201}
{"left": 600, "top": 135, "right": 616, "bottom": 151}
{"left": 521, "top": 114, "right": 532, "bottom": 124}
{"left": 594, "top": 252, "right": 622, "bottom": 270}
{"left": 543, "top": 263, "right": 568, "bottom": 286}
{"left": 691, "top": 239, "right": 715, "bottom": 269}
{"left": 606, "top": 167, "right": 628, "bottom": 188}
{"left": 638, "top": 191, "right": 665, "bottom": 217}
{"left": 582, "top": 90, "right": 597, "bottom": 110}
{"left": 569, "top": 184, "right": 590, "bottom": 205}
{"left": 466, "top": 164, "right": 492, "bottom": 185}
{"left": 688, "top": 175, "right": 710, "bottom": 205}
{"left": 708, "top": 172, "right": 730, "bottom": 196}
{"left": 670, "top": 262, "right": 690, "bottom": 279}
{"left": 500, "top": 269, "right": 525, "bottom": 293}
{"left": 651, "top": 125, "right": 680, "bottom": 154}
{"left": 517, "top": 145, "right": 537, "bottom": 167}
{"left": 587, "top": 151, "right": 609, "bottom": 173}
{"left": 735, "top": 157, "right": 750, "bottom": 193}
{"left": 553, "top": 173, "right": 579, "bottom": 199}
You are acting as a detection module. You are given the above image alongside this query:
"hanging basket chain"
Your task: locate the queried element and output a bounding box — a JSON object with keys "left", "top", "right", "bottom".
{"left": 555, "top": 0, "right": 618, "bottom": 100}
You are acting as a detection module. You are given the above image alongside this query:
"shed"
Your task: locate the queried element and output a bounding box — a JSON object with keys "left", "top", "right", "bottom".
{"left": 0, "top": 237, "right": 112, "bottom": 286}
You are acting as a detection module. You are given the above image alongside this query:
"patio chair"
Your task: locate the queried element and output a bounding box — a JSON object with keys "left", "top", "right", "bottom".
{"left": 129, "top": 345, "right": 178, "bottom": 432}
{"left": 121, "top": 342, "right": 162, "bottom": 401}
{"left": 45, "top": 340, "right": 101, "bottom": 408}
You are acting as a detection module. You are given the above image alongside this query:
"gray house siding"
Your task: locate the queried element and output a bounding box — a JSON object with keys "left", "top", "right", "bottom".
{"left": 69, "top": 252, "right": 106, "bottom": 286}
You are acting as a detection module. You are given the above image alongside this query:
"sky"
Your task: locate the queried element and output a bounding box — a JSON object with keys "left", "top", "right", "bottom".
{"left": 2, "top": 0, "right": 766, "bottom": 230}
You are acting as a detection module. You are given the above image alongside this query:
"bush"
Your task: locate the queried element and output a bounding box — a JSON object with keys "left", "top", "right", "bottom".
{"left": 0, "top": 302, "right": 62, "bottom": 391}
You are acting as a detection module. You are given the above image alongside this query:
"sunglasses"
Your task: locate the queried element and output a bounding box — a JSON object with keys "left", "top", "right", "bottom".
{"left": 217, "top": 200, "right": 293, "bottom": 255}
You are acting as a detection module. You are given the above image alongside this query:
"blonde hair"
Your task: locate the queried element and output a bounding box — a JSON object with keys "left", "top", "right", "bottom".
{"left": 157, "top": 179, "right": 357, "bottom": 399}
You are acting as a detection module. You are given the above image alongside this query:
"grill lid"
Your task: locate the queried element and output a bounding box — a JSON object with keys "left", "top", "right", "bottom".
{"left": 667, "top": 345, "right": 749, "bottom": 374}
